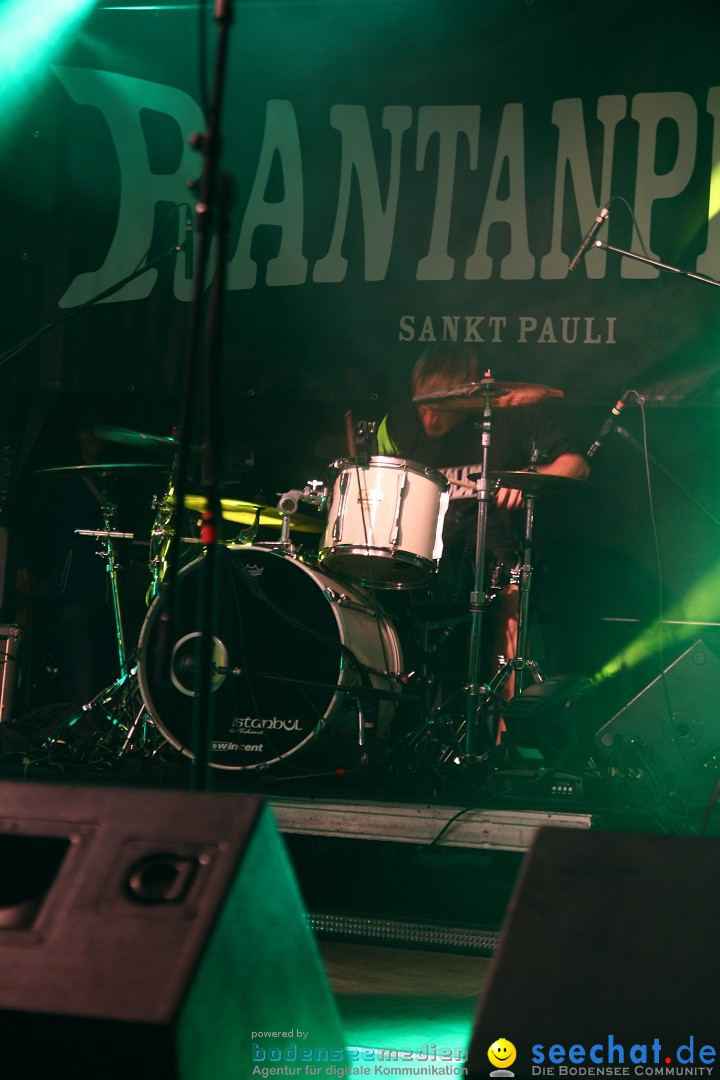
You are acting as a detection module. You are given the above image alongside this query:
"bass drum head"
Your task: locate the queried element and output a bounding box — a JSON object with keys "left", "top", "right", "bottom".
{"left": 138, "top": 547, "right": 402, "bottom": 771}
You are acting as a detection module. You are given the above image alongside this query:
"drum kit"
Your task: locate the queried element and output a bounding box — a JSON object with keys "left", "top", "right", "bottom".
{"left": 38, "top": 377, "right": 587, "bottom": 783}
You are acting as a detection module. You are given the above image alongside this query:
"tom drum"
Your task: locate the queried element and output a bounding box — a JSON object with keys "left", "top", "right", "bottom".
{"left": 319, "top": 456, "right": 449, "bottom": 589}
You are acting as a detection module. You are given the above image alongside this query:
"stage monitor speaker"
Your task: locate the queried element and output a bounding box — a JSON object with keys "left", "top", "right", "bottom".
{"left": 467, "top": 827, "right": 720, "bottom": 1078}
{"left": 0, "top": 781, "right": 344, "bottom": 1079}
{"left": 594, "top": 639, "right": 720, "bottom": 804}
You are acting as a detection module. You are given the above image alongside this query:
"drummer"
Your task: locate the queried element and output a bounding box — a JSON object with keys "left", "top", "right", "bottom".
{"left": 376, "top": 342, "right": 589, "bottom": 711}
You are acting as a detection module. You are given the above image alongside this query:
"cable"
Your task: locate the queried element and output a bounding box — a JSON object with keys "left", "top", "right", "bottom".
{"left": 609, "top": 193, "right": 652, "bottom": 261}
{"left": 635, "top": 393, "right": 668, "bottom": 681}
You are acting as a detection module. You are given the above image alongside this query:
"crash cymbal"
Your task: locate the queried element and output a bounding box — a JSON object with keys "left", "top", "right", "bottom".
{"left": 413, "top": 380, "right": 564, "bottom": 410}
{"left": 36, "top": 463, "right": 167, "bottom": 477}
{"left": 487, "top": 470, "right": 588, "bottom": 494}
{"left": 94, "top": 424, "right": 204, "bottom": 455}
{"left": 95, "top": 425, "right": 253, "bottom": 474}
{"left": 178, "top": 495, "right": 324, "bottom": 533}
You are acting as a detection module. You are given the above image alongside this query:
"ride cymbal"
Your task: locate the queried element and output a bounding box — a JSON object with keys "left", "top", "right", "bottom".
{"left": 487, "top": 469, "right": 588, "bottom": 494}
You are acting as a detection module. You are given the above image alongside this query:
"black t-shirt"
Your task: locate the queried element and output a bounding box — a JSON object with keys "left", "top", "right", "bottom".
{"left": 380, "top": 402, "right": 576, "bottom": 562}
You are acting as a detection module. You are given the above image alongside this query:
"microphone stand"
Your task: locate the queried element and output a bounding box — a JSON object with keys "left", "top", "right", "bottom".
{"left": 592, "top": 240, "right": 720, "bottom": 529}
{"left": 155, "top": 0, "right": 235, "bottom": 793}
{"left": 612, "top": 422, "right": 720, "bottom": 529}
{"left": 0, "top": 246, "right": 181, "bottom": 372}
{"left": 592, "top": 240, "right": 720, "bottom": 289}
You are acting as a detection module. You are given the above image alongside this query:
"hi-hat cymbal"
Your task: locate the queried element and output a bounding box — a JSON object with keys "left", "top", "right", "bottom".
{"left": 413, "top": 380, "right": 564, "bottom": 410}
{"left": 178, "top": 494, "right": 324, "bottom": 533}
{"left": 487, "top": 470, "right": 588, "bottom": 494}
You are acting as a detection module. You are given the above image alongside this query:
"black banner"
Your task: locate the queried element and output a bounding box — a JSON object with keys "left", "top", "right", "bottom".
{"left": 4, "top": 0, "right": 720, "bottom": 407}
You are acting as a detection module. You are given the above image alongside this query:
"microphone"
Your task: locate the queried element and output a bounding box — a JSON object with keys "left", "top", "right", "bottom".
{"left": 587, "top": 390, "right": 634, "bottom": 458}
{"left": 568, "top": 206, "right": 610, "bottom": 272}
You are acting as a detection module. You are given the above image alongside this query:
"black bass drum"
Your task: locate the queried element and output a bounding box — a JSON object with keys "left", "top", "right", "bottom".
{"left": 137, "top": 547, "right": 403, "bottom": 770}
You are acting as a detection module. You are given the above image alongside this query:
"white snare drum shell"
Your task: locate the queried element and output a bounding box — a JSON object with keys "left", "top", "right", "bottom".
{"left": 320, "top": 456, "right": 448, "bottom": 589}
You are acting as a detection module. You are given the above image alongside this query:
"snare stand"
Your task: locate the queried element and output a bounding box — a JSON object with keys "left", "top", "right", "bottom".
{"left": 481, "top": 464, "right": 590, "bottom": 708}
{"left": 481, "top": 477, "right": 545, "bottom": 706}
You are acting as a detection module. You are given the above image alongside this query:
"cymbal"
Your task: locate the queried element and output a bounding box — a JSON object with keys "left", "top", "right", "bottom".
{"left": 94, "top": 425, "right": 252, "bottom": 474}
{"left": 413, "top": 380, "right": 564, "bottom": 410}
{"left": 179, "top": 494, "right": 324, "bottom": 533}
{"left": 36, "top": 463, "right": 167, "bottom": 478}
{"left": 94, "top": 424, "right": 203, "bottom": 455}
{"left": 487, "top": 470, "right": 588, "bottom": 494}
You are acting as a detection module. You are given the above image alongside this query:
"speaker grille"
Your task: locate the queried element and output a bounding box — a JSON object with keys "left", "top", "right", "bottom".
{"left": 308, "top": 911, "right": 499, "bottom": 954}
{"left": 594, "top": 639, "right": 720, "bottom": 804}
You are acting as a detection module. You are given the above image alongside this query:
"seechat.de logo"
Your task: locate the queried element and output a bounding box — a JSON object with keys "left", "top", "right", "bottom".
{"left": 488, "top": 1038, "right": 517, "bottom": 1077}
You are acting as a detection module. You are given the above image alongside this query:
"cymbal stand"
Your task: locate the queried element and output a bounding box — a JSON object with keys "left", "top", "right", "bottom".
{"left": 97, "top": 495, "right": 161, "bottom": 758}
{"left": 148, "top": 475, "right": 175, "bottom": 604}
{"left": 464, "top": 383, "right": 496, "bottom": 756}
{"left": 99, "top": 495, "right": 127, "bottom": 672}
{"left": 57, "top": 662, "right": 154, "bottom": 762}
{"left": 46, "top": 505, "right": 156, "bottom": 761}
{"left": 72, "top": 495, "right": 128, "bottom": 674}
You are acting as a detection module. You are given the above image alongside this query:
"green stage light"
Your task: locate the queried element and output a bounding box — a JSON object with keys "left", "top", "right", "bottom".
{"left": 680, "top": 559, "right": 720, "bottom": 623}
{"left": 591, "top": 561, "right": 720, "bottom": 685}
{"left": 710, "top": 160, "right": 720, "bottom": 223}
{"left": 0, "top": 0, "right": 98, "bottom": 118}
{"left": 591, "top": 622, "right": 669, "bottom": 685}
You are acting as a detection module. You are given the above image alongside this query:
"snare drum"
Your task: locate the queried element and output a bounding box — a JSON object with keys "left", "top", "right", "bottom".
{"left": 319, "top": 456, "right": 449, "bottom": 589}
{"left": 137, "top": 547, "right": 402, "bottom": 771}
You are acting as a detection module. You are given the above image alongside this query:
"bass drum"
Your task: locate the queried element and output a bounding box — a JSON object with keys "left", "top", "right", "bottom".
{"left": 138, "top": 547, "right": 403, "bottom": 771}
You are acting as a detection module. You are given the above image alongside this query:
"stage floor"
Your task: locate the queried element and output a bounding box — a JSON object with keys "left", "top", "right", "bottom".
{"left": 319, "top": 940, "right": 487, "bottom": 1067}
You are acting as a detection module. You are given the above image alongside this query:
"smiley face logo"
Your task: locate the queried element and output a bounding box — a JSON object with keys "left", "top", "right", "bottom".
{"left": 488, "top": 1038, "right": 517, "bottom": 1074}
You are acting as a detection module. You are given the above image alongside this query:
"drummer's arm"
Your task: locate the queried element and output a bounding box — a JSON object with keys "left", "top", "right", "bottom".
{"left": 496, "top": 452, "right": 590, "bottom": 510}
{"left": 537, "top": 451, "right": 590, "bottom": 480}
